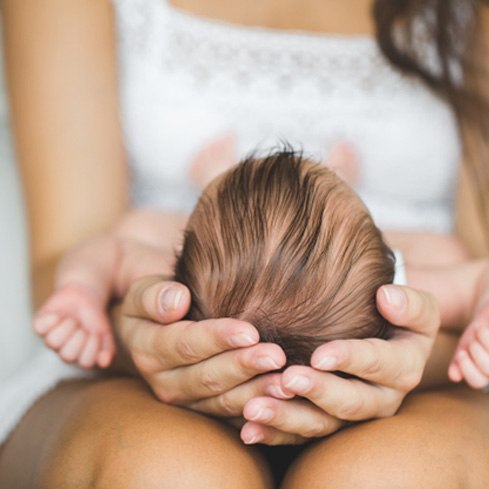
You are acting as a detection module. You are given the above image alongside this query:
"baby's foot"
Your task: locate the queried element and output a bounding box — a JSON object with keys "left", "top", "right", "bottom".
{"left": 448, "top": 304, "right": 489, "bottom": 389}
{"left": 34, "top": 284, "right": 115, "bottom": 369}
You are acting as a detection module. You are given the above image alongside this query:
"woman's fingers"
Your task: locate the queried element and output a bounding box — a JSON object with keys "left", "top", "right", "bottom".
{"left": 310, "top": 337, "right": 424, "bottom": 390}
{"left": 242, "top": 397, "right": 343, "bottom": 440}
{"left": 281, "top": 366, "right": 401, "bottom": 420}
{"left": 241, "top": 421, "right": 308, "bottom": 446}
{"left": 128, "top": 317, "right": 261, "bottom": 373}
{"left": 376, "top": 285, "right": 440, "bottom": 339}
{"left": 308, "top": 286, "right": 438, "bottom": 390}
{"left": 312, "top": 286, "right": 438, "bottom": 381}
{"left": 187, "top": 373, "right": 293, "bottom": 417}
{"left": 151, "top": 343, "right": 286, "bottom": 404}
{"left": 122, "top": 276, "right": 191, "bottom": 325}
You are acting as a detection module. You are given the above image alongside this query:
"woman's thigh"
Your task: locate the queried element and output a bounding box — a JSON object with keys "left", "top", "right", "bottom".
{"left": 0, "top": 377, "right": 273, "bottom": 489}
{"left": 282, "top": 386, "right": 489, "bottom": 489}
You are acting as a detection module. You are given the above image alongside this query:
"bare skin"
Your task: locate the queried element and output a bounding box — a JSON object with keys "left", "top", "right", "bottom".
{"left": 283, "top": 387, "right": 489, "bottom": 489}
{"left": 0, "top": 378, "right": 274, "bottom": 489}
{"left": 1, "top": 0, "right": 489, "bottom": 487}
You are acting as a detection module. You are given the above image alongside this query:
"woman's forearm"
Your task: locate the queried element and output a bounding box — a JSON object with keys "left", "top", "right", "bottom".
{"left": 2, "top": 0, "right": 129, "bottom": 308}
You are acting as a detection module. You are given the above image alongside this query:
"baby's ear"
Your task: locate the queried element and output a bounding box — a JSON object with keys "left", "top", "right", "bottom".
{"left": 322, "top": 142, "right": 360, "bottom": 187}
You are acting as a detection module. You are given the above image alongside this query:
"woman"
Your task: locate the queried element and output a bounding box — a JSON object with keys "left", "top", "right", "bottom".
{"left": 1, "top": 0, "right": 488, "bottom": 487}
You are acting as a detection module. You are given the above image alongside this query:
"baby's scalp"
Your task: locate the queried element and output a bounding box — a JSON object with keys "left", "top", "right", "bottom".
{"left": 175, "top": 149, "right": 395, "bottom": 366}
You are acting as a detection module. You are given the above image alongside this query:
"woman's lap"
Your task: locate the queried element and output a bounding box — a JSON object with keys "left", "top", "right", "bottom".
{"left": 282, "top": 385, "right": 489, "bottom": 489}
{"left": 0, "top": 379, "right": 488, "bottom": 489}
{"left": 0, "top": 377, "right": 273, "bottom": 489}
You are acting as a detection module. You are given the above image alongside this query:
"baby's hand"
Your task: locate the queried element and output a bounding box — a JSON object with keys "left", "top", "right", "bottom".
{"left": 448, "top": 303, "right": 489, "bottom": 390}
{"left": 34, "top": 284, "right": 115, "bottom": 369}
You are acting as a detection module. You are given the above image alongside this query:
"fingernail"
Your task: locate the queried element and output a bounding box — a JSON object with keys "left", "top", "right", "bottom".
{"left": 160, "top": 286, "right": 183, "bottom": 312}
{"left": 34, "top": 312, "right": 59, "bottom": 334}
{"left": 284, "top": 375, "right": 312, "bottom": 393}
{"left": 382, "top": 286, "right": 406, "bottom": 310}
{"left": 266, "top": 384, "right": 291, "bottom": 399}
{"left": 247, "top": 407, "right": 274, "bottom": 422}
{"left": 255, "top": 357, "right": 280, "bottom": 370}
{"left": 229, "top": 333, "right": 256, "bottom": 347}
{"left": 314, "top": 355, "right": 337, "bottom": 370}
{"left": 243, "top": 432, "right": 264, "bottom": 445}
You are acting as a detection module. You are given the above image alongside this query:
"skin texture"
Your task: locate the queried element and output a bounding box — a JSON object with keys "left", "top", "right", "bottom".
{"left": 0, "top": 379, "right": 274, "bottom": 489}
{"left": 1, "top": 0, "right": 489, "bottom": 486}
{"left": 282, "top": 387, "right": 489, "bottom": 489}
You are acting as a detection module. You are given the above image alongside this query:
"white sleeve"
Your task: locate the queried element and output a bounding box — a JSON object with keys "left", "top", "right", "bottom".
{"left": 393, "top": 249, "right": 407, "bottom": 285}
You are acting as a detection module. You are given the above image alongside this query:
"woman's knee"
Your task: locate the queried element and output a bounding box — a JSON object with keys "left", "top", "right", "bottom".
{"left": 40, "top": 378, "right": 272, "bottom": 489}
{"left": 282, "top": 387, "right": 489, "bottom": 489}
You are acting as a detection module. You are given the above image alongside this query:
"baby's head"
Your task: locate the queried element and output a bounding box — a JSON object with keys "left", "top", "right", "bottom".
{"left": 174, "top": 150, "right": 395, "bottom": 366}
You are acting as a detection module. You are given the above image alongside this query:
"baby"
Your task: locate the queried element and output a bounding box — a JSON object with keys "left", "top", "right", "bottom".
{"left": 173, "top": 150, "right": 395, "bottom": 365}
{"left": 34, "top": 149, "right": 394, "bottom": 368}
{"left": 33, "top": 150, "right": 489, "bottom": 387}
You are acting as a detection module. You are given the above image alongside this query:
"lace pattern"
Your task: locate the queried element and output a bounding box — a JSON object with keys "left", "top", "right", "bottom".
{"left": 112, "top": 0, "right": 461, "bottom": 233}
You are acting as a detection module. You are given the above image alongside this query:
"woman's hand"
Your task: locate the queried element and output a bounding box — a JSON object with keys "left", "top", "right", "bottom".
{"left": 232, "top": 285, "right": 440, "bottom": 445}
{"left": 116, "top": 276, "right": 289, "bottom": 410}
{"left": 116, "top": 279, "right": 439, "bottom": 446}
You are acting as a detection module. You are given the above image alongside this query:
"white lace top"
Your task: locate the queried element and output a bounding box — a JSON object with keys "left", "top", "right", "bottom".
{"left": 0, "top": 0, "right": 466, "bottom": 445}
{"left": 113, "top": 0, "right": 461, "bottom": 232}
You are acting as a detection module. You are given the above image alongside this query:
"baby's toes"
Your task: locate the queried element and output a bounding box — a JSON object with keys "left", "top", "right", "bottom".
{"left": 97, "top": 333, "right": 116, "bottom": 368}
{"left": 34, "top": 312, "right": 61, "bottom": 335}
{"left": 448, "top": 361, "right": 463, "bottom": 383}
{"left": 59, "top": 329, "right": 87, "bottom": 364}
{"left": 468, "top": 341, "right": 489, "bottom": 377}
{"left": 78, "top": 335, "right": 100, "bottom": 369}
{"left": 44, "top": 318, "right": 77, "bottom": 350}
{"left": 457, "top": 350, "right": 489, "bottom": 389}
{"left": 78, "top": 306, "right": 112, "bottom": 336}
{"left": 475, "top": 324, "right": 489, "bottom": 351}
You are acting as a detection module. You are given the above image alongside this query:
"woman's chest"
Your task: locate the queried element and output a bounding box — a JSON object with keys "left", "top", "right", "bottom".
{"left": 113, "top": 0, "right": 461, "bottom": 231}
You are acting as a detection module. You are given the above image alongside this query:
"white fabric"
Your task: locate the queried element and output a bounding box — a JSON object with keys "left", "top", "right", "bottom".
{"left": 0, "top": 0, "right": 462, "bottom": 443}
{"left": 393, "top": 250, "right": 407, "bottom": 286}
{"left": 115, "top": 0, "right": 460, "bottom": 231}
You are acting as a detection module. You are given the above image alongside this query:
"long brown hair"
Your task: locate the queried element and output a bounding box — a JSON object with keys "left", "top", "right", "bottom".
{"left": 373, "top": 0, "right": 489, "bottom": 239}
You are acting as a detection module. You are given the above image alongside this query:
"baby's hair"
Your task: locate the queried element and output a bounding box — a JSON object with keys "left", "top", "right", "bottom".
{"left": 174, "top": 149, "right": 395, "bottom": 366}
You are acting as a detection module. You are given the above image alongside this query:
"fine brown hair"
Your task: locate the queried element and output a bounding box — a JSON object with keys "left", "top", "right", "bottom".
{"left": 373, "top": 0, "right": 489, "bottom": 241}
{"left": 174, "top": 150, "right": 395, "bottom": 366}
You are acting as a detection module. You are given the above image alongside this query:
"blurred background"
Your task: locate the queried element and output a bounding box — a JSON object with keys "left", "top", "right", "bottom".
{"left": 0, "top": 21, "right": 38, "bottom": 382}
